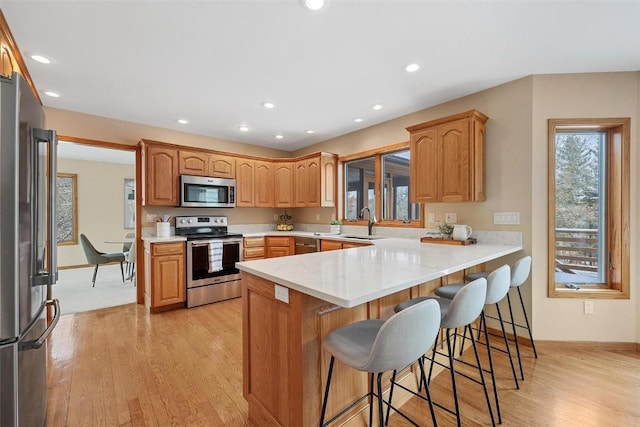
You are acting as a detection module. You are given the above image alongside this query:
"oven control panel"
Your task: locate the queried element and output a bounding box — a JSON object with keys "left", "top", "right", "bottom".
{"left": 176, "top": 216, "right": 228, "bottom": 229}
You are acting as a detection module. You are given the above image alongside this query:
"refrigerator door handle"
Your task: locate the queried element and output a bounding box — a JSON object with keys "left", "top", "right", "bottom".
{"left": 33, "top": 128, "right": 58, "bottom": 285}
{"left": 19, "top": 299, "right": 60, "bottom": 351}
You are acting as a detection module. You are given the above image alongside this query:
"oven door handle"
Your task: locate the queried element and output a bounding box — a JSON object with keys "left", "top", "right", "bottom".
{"left": 189, "top": 240, "right": 241, "bottom": 248}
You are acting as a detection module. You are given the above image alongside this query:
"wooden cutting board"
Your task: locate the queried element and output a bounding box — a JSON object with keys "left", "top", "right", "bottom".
{"left": 420, "top": 237, "right": 477, "bottom": 245}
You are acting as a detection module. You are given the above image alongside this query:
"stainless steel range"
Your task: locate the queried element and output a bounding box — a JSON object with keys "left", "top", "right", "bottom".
{"left": 175, "top": 216, "right": 243, "bottom": 308}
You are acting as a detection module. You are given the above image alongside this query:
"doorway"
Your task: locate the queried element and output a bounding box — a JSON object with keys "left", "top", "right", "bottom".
{"left": 54, "top": 139, "right": 137, "bottom": 315}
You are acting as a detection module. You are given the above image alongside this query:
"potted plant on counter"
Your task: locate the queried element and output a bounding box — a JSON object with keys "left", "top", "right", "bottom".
{"left": 277, "top": 210, "right": 293, "bottom": 231}
{"left": 329, "top": 220, "right": 342, "bottom": 235}
{"left": 436, "top": 222, "right": 454, "bottom": 239}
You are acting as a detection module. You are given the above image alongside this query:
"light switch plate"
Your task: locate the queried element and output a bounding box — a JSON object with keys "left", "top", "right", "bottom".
{"left": 428, "top": 212, "right": 436, "bottom": 224}
{"left": 275, "top": 285, "right": 289, "bottom": 304}
{"left": 494, "top": 212, "right": 521, "bottom": 225}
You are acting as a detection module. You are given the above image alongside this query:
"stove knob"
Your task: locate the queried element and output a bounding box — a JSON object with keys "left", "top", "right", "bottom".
{"left": 188, "top": 219, "right": 193, "bottom": 223}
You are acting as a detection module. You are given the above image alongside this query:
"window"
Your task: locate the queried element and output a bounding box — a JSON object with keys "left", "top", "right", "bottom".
{"left": 57, "top": 173, "right": 78, "bottom": 245}
{"left": 547, "top": 118, "right": 629, "bottom": 298}
{"left": 343, "top": 144, "right": 422, "bottom": 227}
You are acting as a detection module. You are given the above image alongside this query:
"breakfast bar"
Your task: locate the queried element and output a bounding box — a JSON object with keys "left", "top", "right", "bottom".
{"left": 236, "top": 238, "right": 522, "bottom": 426}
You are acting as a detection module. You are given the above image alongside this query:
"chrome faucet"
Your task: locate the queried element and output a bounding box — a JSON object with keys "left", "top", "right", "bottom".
{"left": 359, "top": 207, "right": 377, "bottom": 236}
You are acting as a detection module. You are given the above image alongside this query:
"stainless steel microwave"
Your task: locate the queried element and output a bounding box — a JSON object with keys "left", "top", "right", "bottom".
{"left": 180, "top": 175, "right": 236, "bottom": 208}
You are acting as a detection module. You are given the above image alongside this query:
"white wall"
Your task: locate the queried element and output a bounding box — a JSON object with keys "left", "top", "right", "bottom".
{"left": 57, "top": 157, "right": 135, "bottom": 267}
{"left": 531, "top": 72, "right": 639, "bottom": 343}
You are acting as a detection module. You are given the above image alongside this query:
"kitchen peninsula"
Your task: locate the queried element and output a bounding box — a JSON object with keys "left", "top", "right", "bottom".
{"left": 236, "top": 237, "right": 522, "bottom": 426}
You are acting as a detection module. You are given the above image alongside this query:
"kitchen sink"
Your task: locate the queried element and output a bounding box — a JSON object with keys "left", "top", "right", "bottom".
{"left": 340, "top": 235, "right": 385, "bottom": 240}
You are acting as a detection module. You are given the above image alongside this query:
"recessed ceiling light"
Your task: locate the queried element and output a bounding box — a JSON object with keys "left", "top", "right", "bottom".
{"left": 237, "top": 125, "right": 250, "bottom": 132}
{"left": 354, "top": 118, "right": 364, "bottom": 123}
{"left": 372, "top": 104, "right": 384, "bottom": 111}
{"left": 305, "top": 129, "right": 315, "bottom": 134}
{"left": 30, "top": 54, "right": 52, "bottom": 64}
{"left": 43, "top": 91, "right": 61, "bottom": 98}
{"left": 405, "top": 63, "right": 420, "bottom": 72}
{"left": 301, "top": 0, "right": 327, "bottom": 11}
{"left": 261, "top": 101, "right": 275, "bottom": 109}
{"left": 275, "top": 134, "right": 284, "bottom": 139}
{"left": 175, "top": 118, "right": 189, "bottom": 125}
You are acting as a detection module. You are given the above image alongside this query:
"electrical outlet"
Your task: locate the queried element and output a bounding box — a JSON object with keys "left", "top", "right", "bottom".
{"left": 315, "top": 213, "right": 320, "bottom": 221}
{"left": 146, "top": 214, "right": 157, "bottom": 222}
{"left": 428, "top": 212, "right": 436, "bottom": 224}
{"left": 584, "top": 300, "right": 594, "bottom": 314}
{"left": 275, "top": 285, "right": 289, "bottom": 303}
{"left": 273, "top": 214, "right": 278, "bottom": 221}
{"left": 445, "top": 212, "right": 457, "bottom": 224}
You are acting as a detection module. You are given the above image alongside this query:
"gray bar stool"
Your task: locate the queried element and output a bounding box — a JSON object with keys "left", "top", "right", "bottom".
{"left": 465, "top": 256, "right": 536, "bottom": 380}
{"left": 433, "top": 265, "right": 516, "bottom": 424}
{"left": 394, "top": 278, "right": 495, "bottom": 427}
{"left": 319, "top": 299, "right": 441, "bottom": 427}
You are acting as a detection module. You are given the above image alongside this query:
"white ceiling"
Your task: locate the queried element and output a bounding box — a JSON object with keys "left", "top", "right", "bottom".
{"left": 3, "top": 1, "right": 640, "bottom": 152}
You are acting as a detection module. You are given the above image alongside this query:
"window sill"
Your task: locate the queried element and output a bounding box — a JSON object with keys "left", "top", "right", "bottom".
{"left": 550, "top": 286, "right": 630, "bottom": 299}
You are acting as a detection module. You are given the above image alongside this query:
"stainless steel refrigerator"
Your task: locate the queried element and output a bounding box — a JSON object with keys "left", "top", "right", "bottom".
{"left": 0, "top": 72, "right": 60, "bottom": 426}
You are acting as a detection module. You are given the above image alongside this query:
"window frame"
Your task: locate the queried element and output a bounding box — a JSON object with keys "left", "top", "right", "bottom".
{"left": 547, "top": 118, "right": 630, "bottom": 299}
{"left": 339, "top": 142, "right": 424, "bottom": 228}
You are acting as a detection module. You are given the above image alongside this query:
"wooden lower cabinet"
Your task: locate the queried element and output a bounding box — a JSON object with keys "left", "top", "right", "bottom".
{"left": 265, "top": 236, "right": 293, "bottom": 258}
{"left": 242, "top": 272, "right": 444, "bottom": 426}
{"left": 144, "top": 241, "right": 186, "bottom": 312}
{"left": 243, "top": 236, "right": 265, "bottom": 261}
{"left": 320, "top": 239, "right": 370, "bottom": 251}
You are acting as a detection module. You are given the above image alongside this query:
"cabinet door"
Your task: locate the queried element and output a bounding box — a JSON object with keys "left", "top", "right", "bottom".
{"left": 209, "top": 154, "right": 236, "bottom": 178}
{"left": 178, "top": 150, "right": 209, "bottom": 176}
{"left": 151, "top": 254, "right": 185, "bottom": 307}
{"left": 342, "top": 241, "right": 370, "bottom": 249}
{"left": 236, "top": 159, "right": 255, "bottom": 207}
{"left": 146, "top": 146, "right": 179, "bottom": 206}
{"left": 266, "top": 246, "right": 291, "bottom": 258}
{"left": 320, "top": 240, "right": 343, "bottom": 251}
{"left": 410, "top": 127, "right": 439, "bottom": 203}
{"left": 439, "top": 119, "right": 470, "bottom": 202}
{"left": 254, "top": 161, "right": 274, "bottom": 207}
{"left": 274, "top": 162, "right": 294, "bottom": 208}
{"left": 321, "top": 155, "right": 336, "bottom": 207}
{"left": 294, "top": 160, "right": 308, "bottom": 207}
{"left": 306, "top": 158, "right": 321, "bottom": 207}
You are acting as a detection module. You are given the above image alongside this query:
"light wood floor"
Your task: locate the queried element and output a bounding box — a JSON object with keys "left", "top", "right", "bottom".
{"left": 45, "top": 299, "right": 640, "bottom": 426}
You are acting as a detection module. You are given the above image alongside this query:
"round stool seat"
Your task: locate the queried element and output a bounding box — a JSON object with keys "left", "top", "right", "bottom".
{"left": 433, "top": 283, "right": 465, "bottom": 299}
{"left": 465, "top": 271, "right": 489, "bottom": 282}
{"left": 324, "top": 319, "right": 384, "bottom": 371}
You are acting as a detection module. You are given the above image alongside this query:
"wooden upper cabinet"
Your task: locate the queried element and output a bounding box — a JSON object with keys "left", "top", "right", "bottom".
{"left": 236, "top": 159, "right": 255, "bottom": 207}
{"left": 410, "top": 127, "right": 438, "bottom": 202}
{"left": 321, "top": 155, "right": 336, "bottom": 207}
{"left": 209, "top": 154, "right": 236, "bottom": 178}
{"left": 294, "top": 153, "right": 336, "bottom": 207}
{"left": 254, "top": 160, "right": 274, "bottom": 207}
{"left": 144, "top": 144, "right": 179, "bottom": 206}
{"left": 179, "top": 150, "right": 236, "bottom": 178}
{"left": 178, "top": 150, "right": 208, "bottom": 176}
{"left": 274, "top": 161, "right": 294, "bottom": 208}
{"left": 408, "top": 110, "right": 487, "bottom": 203}
{"left": 294, "top": 160, "right": 308, "bottom": 207}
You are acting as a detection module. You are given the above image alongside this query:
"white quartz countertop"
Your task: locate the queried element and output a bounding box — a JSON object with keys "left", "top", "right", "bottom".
{"left": 236, "top": 238, "right": 522, "bottom": 308}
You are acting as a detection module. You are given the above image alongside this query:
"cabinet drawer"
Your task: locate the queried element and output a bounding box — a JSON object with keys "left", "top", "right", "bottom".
{"left": 151, "top": 242, "right": 184, "bottom": 256}
{"left": 244, "top": 236, "right": 265, "bottom": 247}
{"left": 244, "top": 247, "right": 265, "bottom": 259}
{"left": 265, "top": 236, "right": 291, "bottom": 247}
